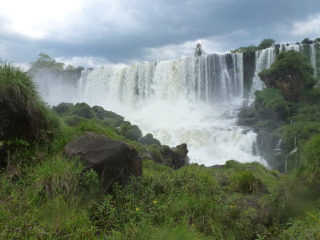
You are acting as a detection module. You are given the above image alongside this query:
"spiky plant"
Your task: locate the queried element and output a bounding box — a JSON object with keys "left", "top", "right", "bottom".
{"left": 0, "top": 62, "right": 59, "bottom": 148}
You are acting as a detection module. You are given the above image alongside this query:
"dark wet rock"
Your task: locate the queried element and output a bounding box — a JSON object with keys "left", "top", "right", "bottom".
{"left": 64, "top": 132, "right": 142, "bottom": 191}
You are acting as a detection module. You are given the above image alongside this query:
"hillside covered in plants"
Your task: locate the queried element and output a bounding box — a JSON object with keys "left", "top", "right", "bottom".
{"left": 1, "top": 40, "right": 320, "bottom": 239}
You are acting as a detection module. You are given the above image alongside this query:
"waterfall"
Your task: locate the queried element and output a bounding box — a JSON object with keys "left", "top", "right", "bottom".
{"left": 67, "top": 53, "right": 264, "bottom": 166}
{"left": 248, "top": 47, "right": 276, "bottom": 100}
{"left": 33, "top": 43, "right": 320, "bottom": 166}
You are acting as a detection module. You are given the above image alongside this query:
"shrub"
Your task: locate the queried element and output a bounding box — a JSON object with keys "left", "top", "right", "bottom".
{"left": 255, "top": 88, "right": 289, "bottom": 120}
{"left": 301, "top": 88, "right": 320, "bottom": 103}
{"left": 0, "top": 63, "right": 60, "bottom": 141}
{"left": 149, "top": 147, "right": 163, "bottom": 163}
{"left": 91, "top": 105, "right": 106, "bottom": 119}
{"left": 32, "top": 156, "right": 85, "bottom": 197}
{"left": 52, "top": 102, "right": 74, "bottom": 115}
{"left": 69, "top": 102, "right": 96, "bottom": 119}
{"left": 62, "top": 115, "right": 86, "bottom": 126}
{"left": 119, "top": 122, "right": 130, "bottom": 135}
{"left": 140, "top": 133, "right": 161, "bottom": 146}
{"left": 126, "top": 125, "right": 142, "bottom": 141}
{"left": 280, "top": 122, "right": 320, "bottom": 153}
{"left": 0, "top": 63, "right": 60, "bottom": 166}
{"left": 300, "top": 134, "right": 320, "bottom": 186}
{"left": 258, "top": 38, "right": 275, "bottom": 50}
{"left": 120, "top": 123, "right": 142, "bottom": 141}
{"left": 231, "top": 171, "right": 261, "bottom": 194}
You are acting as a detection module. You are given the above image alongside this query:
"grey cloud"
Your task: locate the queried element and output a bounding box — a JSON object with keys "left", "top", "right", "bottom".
{"left": 1, "top": 0, "right": 320, "bottom": 66}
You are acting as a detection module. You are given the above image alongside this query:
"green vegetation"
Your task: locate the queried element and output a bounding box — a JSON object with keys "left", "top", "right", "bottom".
{"left": 231, "top": 38, "right": 276, "bottom": 53}
{"left": 194, "top": 43, "right": 205, "bottom": 57}
{"left": 0, "top": 63, "right": 60, "bottom": 167}
{"left": 30, "top": 53, "right": 84, "bottom": 73}
{"left": 254, "top": 88, "right": 289, "bottom": 120}
{"left": 258, "top": 38, "right": 276, "bottom": 50}
{"left": 259, "top": 50, "right": 316, "bottom": 92}
{"left": 2, "top": 43, "right": 320, "bottom": 239}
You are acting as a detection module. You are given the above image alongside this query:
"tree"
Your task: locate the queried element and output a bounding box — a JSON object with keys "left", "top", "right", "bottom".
{"left": 30, "top": 53, "right": 64, "bottom": 71}
{"left": 301, "top": 38, "right": 313, "bottom": 44}
{"left": 66, "top": 64, "right": 75, "bottom": 70}
{"left": 231, "top": 45, "right": 258, "bottom": 53}
{"left": 194, "top": 43, "right": 205, "bottom": 57}
{"left": 258, "top": 38, "right": 276, "bottom": 50}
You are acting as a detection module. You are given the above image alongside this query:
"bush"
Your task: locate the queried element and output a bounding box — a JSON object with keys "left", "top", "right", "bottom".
{"left": 0, "top": 63, "right": 60, "bottom": 166}
{"left": 91, "top": 105, "right": 106, "bottom": 119}
{"left": 255, "top": 88, "right": 289, "bottom": 120}
{"left": 62, "top": 115, "right": 86, "bottom": 126}
{"left": 301, "top": 88, "right": 320, "bottom": 103}
{"left": 300, "top": 134, "right": 320, "bottom": 186}
{"left": 258, "top": 38, "right": 275, "bottom": 50}
{"left": 148, "top": 145, "right": 163, "bottom": 163}
{"left": 52, "top": 102, "right": 74, "bottom": 115}
{"left": 69, "top": 102, "right": 96, "bottom": 119}
{"left": 140, "top": 133, "right": 161, "bottom": 146}
{"left": 30, "top": 156, "right": 92, "bottom": 197}
{"left": 120, "top": 123, "right": 142, "bottom": 141}
{"left": 231, "top": 171, "right": 261, "bottom": 194}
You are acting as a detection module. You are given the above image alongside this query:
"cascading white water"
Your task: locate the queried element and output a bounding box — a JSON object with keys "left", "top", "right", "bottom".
{"left": 75, "top": 53, "right": 265, "bottom": 166}
{"left": 249, "top": 47, "right": 275, "bottom": 100}
{"left": 33, "top": 43, "right": 319, "bottom": 167}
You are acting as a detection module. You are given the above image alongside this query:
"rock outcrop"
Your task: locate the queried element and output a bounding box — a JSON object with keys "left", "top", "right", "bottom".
{"left": 64, "top": 132, "right": 142, "bottom": 191}
{"left": 161, "top": 143, "right": 189, "bottom": 169}
{"left": 260, "top": 72, "right": 307, "bottom": 101}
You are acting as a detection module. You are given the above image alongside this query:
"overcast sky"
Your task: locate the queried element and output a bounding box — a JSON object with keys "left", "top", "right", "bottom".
{"left": 1, "top": 0, "right": 320, "bottom": 69}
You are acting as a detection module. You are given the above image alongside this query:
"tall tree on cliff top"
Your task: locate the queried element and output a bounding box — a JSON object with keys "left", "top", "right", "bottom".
{"left": 194, "top": 43, "right": 205, "bottom": 57}
{"left": 258, "top": 38, "right": 275, "bottom": 50}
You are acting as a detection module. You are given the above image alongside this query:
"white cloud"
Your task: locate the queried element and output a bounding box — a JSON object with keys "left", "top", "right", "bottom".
{"left": 0, "top": 0, "right": 146, "bottom": 42}
{"left": 290, "top": 13, "right": 320, "bottom": 37}
{"left": 0, "top": 0, "right": 83, "bottom": 40}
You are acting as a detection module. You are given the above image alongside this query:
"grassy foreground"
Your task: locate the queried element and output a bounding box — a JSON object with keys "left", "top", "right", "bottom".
{"left": 0, "top": 115, "right": 319, "bottom": 240}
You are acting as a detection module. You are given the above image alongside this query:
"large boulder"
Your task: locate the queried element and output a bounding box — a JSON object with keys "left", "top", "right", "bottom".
{"left": 64, "top": 132, "right": 142, "bottom": 191}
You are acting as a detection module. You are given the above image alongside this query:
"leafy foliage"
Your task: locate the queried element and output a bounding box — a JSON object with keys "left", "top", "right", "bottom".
{"left": 299, "top": 134, "right": 320, "bottom": 186}
{"left": 231, "top": 38, "right": 276, "bottom": 53}
{"left": 259, "top": 50, "right": 316, "bottom": 91}
{"left": 254, "top": 88, "right": 289, "bottom": 120}
{"left": 30, "top": 53, "right": 65, "bottom": 71}
{"left": 194, "top": 43, "right": 205, "bottom": 57}
{"left": 0, "top": 62, "right": 60, "bottom": 151}
{"left": 258, "top": 38, "right": 275, "bottom": 50}
{"left": 231, "top": 45, "right": 258, "bottom": 53}
{"left": 69, "top": 102, "right": 97, "bottom": 119}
